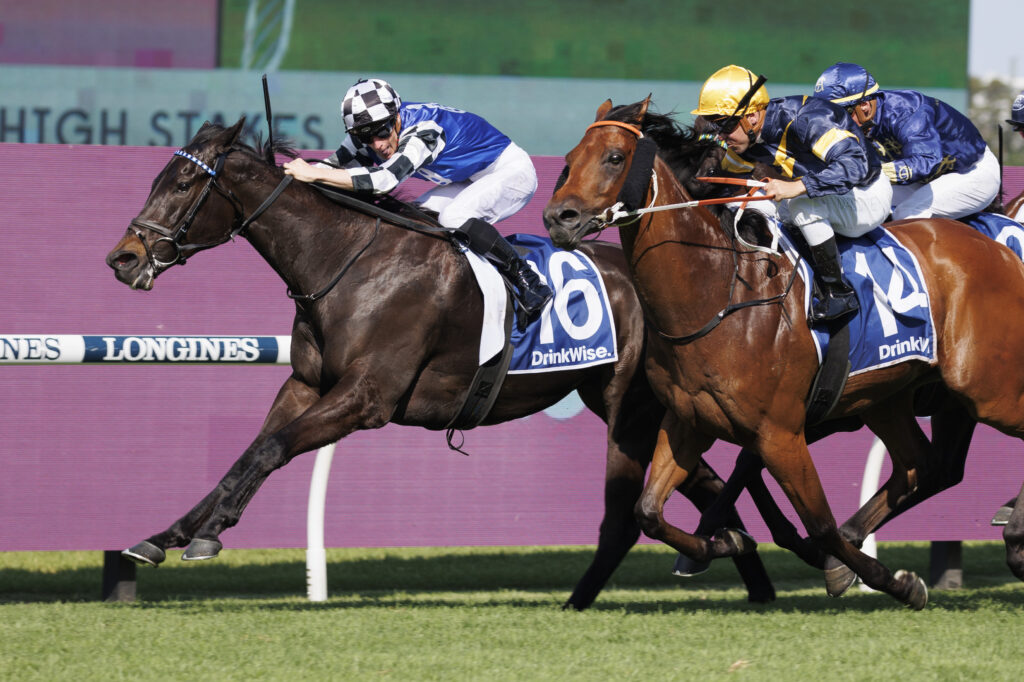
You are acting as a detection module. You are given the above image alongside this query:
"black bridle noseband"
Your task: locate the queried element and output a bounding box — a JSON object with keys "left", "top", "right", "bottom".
{"left": 129, "top": 148, "right": 291, "bottom": 272}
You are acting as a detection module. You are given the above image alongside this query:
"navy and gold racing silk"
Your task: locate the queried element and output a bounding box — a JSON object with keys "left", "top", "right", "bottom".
{"left": 327, "top": 102, "right": 512, "bottom": 194}
{"left": 720, "top": 95, "right": 880, "bottom": 198}
{"left": 865, "top": 90, "right": 988, "bottom": 185}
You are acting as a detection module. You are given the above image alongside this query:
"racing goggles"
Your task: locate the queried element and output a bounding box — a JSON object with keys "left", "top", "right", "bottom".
{"left": 351, "top": 118, "right": 396, "bottom": 145}
{"left": 703, "top": 115, "right": 743, "bottom": 136}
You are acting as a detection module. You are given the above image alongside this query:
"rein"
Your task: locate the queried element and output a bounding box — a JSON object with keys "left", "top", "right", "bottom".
{"left": 585, "top": 117, "right": 796, "bottom": 345}
{"left": 132, "top": 146, "right": 452, "bottom": 305}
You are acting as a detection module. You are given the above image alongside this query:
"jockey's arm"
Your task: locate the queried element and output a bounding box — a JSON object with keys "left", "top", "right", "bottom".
{"left": 283, "top": 159, "right": 356, "bottom": 190}
{"left": 763, "top": 178, "right": 806, "bottom": 200}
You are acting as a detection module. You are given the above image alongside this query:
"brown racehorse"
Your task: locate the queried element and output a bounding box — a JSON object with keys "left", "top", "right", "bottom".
{"left": 1005, "top": 189, "right": 1024, "bottom": 223}
{"left": 544, "top": 97, "right": 1024, "bottom": 609}
{"left": 103, "top": 118, "right": 776, "bottom": 610}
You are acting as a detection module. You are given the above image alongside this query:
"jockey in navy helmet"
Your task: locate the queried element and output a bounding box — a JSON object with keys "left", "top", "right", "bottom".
{"left": 1007, "top": 89, "right": 1024, "bottom": 139}
{"left": 815, "top": 62, "right": 1000, "bottom": 221}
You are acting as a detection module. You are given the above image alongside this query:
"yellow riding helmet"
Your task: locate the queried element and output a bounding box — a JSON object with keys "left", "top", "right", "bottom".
{"left": 691, "top": 65, "right": 770, "bottom": 117}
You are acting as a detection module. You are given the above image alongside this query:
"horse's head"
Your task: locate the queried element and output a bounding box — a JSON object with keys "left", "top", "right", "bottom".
{"left": 543, "top": 98, "right": 654, "bottom": 250}
{"left": 106, "top": 118, "right": 251, "bottom": 290}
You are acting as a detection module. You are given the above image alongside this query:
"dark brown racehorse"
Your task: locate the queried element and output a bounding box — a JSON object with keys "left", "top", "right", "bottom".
{"left": 544, "top": 97, "right": 1024, "bottom": 609}
{"left": 103, "top": 118, "right": 775, "bottom": 609}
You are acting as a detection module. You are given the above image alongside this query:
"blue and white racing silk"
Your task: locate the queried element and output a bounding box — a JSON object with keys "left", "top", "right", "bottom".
{"left": 778, "top": 226, "right": 936, "bottom": 375}
{"left": 331, "top": 102, "right": 512, "bottom": 194}
{"left": 505, "top": 234, "right": 617, "bottom": 374}
{"left": 960, "top": 212, "right": 1024, "bottom": 260}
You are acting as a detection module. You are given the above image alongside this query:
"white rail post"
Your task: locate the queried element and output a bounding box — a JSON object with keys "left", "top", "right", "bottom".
{"left": 857, "top": 436, "right": 886, "bottom": 591}
{"left": 305, "top": 442, "right": 336, "bottom": 601}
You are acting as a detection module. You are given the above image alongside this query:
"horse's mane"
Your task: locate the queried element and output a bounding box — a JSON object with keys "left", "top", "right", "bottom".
{"left": 602, "top": 102, "right": 727, "bottom": 200}
{"left": 188, "top": 122, "right": 442, "bottom": 228}
{"left": 602, "top": 101, "right": 774, "bottom": 246}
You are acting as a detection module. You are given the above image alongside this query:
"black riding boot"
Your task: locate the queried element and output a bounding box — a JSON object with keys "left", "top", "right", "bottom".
{"left": 455, "top": 218, "right": 553, "bottom": 320}
{"left": 809, "top": 237, "right": 859, "bottom": 322}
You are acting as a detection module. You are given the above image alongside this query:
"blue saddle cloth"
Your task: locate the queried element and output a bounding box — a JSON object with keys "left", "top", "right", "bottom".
{"left": 778, "top": 227, "right": 935, "bottom": 375}
{"left": 505, "top": 234, "right": 618, "bottom": 374}
{"left": 795, "top": 212, "right": 1024, "bottom": 375}
{"left": 961, "top": 212, "right": 1024, "bottom": 260}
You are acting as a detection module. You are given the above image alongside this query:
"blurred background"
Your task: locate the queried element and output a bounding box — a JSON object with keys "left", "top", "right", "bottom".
{"left": 3, "top": 0, "right": 1016, "bottom": 159}
{"left": 2, "top": 1, "right": 1021, "bottom": 555}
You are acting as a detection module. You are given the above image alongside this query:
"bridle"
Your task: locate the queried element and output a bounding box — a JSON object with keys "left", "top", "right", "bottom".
{"left": 129, "top": 148, "right": 291, "bottom": 272}
{"left": 575, "top": 118, "right": 798, "bottom": 345}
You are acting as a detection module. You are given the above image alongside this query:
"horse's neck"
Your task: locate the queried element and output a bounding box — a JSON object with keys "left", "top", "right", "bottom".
{"left": 618, "top": 162, "right": 738, "bottom": 329}
{"left": 240, "top": 177, "right": 384, "bottom": 296}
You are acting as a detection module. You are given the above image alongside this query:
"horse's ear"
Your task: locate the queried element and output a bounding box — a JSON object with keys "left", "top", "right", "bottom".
{"left": 637, "top": 95, "right": 652, "bottom": 121}
{"left": 595, "top": 99, "right": 613, "bottom": 122}
{"left": 225, "top": 117, "right": 246, "bottom": 146}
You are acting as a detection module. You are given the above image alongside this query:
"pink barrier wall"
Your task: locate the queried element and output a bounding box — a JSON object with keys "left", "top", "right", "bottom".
{"left": 0, "top": 1, "right": 218, "bottom": 68}
{"left": 0, "top": 142, "right": 1018, "bottom": 553}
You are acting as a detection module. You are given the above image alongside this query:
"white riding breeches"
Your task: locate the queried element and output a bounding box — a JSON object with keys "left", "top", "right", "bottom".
{"left": 890, "top": 147, "right": 1001, "bottom": 220}
{"left": 415, "top": 142, "right": 539, "bottom": 229}
{"left": 780, "top": 173, "right": 894, "bottom": 246}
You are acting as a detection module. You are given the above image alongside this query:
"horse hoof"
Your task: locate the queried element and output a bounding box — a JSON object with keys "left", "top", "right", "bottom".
{"left": 122, "top": 541, "right": 166, "bottom": 567}
{"left": 895, "top": 569, "right": 928, "bottom": 610}
{"left": 824, "top": 558, "right": 857, "bottom": 597}
{"left": 182, "top": 538, "right": 223, "bottom": 561}
{"left": 992, "top": 505, "right": 1013, "bottom": 526}
{"left": 747, "top": 584, "right": 776, "bottom": 604}
{"left": 672, "top": 553, "right": 711, "bottom": 577}
{"left": 713, "top": 528, "right": 757, "bottom": 557}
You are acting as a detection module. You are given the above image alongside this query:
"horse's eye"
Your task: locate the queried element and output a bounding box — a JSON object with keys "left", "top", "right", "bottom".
{"left": 608, "top": 153, "right": 625, "bottom": 166}
{"left": 176, "top": 181, "right": 190, "bottom": 192}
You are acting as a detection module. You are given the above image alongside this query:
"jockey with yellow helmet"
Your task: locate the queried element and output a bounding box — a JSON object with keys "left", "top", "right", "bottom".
{"left": 814, "top": 62, "right": 1000, "bottom": 221}
{"left": 284, "top": 78, "right": 551, "bottom": 319}
{"left": 693, "top": 65, "right": 893, "bottom": 322}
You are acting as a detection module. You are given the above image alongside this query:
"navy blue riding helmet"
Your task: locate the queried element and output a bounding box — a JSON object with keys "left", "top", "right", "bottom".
{"left": 1007, "top": 90, "right": 1024, "bottom": 130}
{"left": 814, "top": 62, "right": 879, "bottom": 109}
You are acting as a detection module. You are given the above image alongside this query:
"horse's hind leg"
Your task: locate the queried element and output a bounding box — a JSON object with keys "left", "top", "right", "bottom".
{"left": 1003, "top": 481, "right": 1024, "bottom": 580}
{"left": 676, "top": 458, "right": 777, "bottom": 602}
{"left": 824, "top": 394, "right": 976, "bottom": 596}
{"left": 122, "top": 376, "right": 319, "bottom": 566}
{"left": 564, "top": 446, "right": 646, "bottom": 611}
{"left": 762, "top": 430, "right": 928, "bottom": 609}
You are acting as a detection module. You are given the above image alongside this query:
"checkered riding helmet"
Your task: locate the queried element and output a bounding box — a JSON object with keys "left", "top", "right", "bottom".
{"left": 1007, "top": 90, "right": 1024, "bottom": 127}
{"left": 814, "top": 62, "right": 879, "bottom": 106}
{"left": 341, "top": 78, "right": 402, "bottom": 133}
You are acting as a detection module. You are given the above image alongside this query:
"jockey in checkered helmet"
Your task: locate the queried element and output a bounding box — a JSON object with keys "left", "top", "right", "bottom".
{"left": 814, "top": 62, "right": 879, "bottom": 109}
{"left": 285, "top": 76, "right": 552, "bottom": 320}
{"left": 341, "top": 78, "right": 402, "bottom": 139}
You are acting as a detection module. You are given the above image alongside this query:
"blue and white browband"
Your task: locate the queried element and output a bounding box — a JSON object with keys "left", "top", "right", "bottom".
{"left": 174, "top": 150, "right": 217, "bottom": 176}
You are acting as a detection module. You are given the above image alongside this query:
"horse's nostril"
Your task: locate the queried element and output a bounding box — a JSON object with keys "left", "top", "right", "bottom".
{"left": 559, "top": 209, "right": 580, "bottom": 225}
{"left": 108, "top": 251, "right": 137, "bottom": 270}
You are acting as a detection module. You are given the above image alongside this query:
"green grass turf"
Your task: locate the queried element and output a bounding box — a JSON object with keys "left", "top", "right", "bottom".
{"left": 1, "top": 542, "right": 1020, "bottom": 680}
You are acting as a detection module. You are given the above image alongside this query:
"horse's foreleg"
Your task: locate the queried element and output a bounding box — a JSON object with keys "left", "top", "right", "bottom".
{"left": 762, "top": 433, "right": 928, "bottom": 609}
{"left": 122, "top": 376, "right": 320, "bottom": 566}
{"left": 636, "top": 413, "right": 756, "bottom": 562}
{"left": 183, "top": 377, "right": 391, "bottom": 559}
